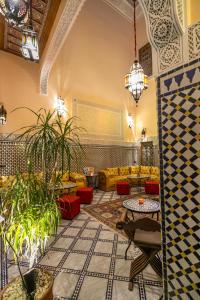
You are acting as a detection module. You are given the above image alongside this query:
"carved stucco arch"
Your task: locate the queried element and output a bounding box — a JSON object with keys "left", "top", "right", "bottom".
{"left": 138, "top": 0, "right": 186, "bottom": 75}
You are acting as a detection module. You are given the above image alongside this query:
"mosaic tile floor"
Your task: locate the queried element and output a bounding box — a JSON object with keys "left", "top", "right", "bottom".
{"left": 6, "top": 189, "right": 163, "bottom": 299}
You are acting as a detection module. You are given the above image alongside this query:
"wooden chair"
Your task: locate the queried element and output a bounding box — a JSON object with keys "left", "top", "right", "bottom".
{"left": 117, "top": 215, "right": 162, "bottom": 291}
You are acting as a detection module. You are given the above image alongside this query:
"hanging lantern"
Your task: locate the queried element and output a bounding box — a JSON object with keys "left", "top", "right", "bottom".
{"left": 124, "top": 0, "right": 148, "bottom": 105}
{"left": 0, "top": 105, "right": 7, "bottom": 125}
{"left": 21, "top": 0, "right": 39, "bottom": 62}
{"left": 21, "top": 25, "right": 39, "bottom": 62}
{"left": 125, "top": 60, "right": 148, "bottom": 103}
{"left": 0, "top": 0, "right": 29, "bottom": 27}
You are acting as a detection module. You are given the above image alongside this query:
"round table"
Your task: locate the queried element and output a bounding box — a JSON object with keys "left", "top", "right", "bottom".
{"left": 127, "top": 175, "right": 150, "bottom": 191}
{"left": 123, "top": 198, "right": 160, "bottom": 221}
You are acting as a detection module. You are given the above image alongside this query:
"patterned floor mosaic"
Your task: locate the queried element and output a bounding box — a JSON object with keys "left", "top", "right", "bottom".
{"left": 6, "top": 189, "right": 163, "bottom": 299}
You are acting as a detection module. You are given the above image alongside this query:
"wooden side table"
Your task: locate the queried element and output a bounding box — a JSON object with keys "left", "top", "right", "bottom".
{"left": 86, "top": 174, "right": 98, "bottom": 191}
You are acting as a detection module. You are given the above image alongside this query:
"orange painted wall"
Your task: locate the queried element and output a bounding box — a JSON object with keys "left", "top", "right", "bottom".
{"left": 135, "top": 78, "right": 157, "bottom": 140}
{"left": 186, "top": 0, "right": 200, "bottom": 25}
{"left": 0, "top": 52, "right": 54, "bottom": 134}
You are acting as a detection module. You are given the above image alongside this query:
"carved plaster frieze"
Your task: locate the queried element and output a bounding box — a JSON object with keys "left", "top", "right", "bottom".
{"left": 188, "top": 21, "right": 200, "bottom": 61}
{"left": 175, "top": 0, "right": 185, "bottom": 32}
{"left": 40, "top": 0, "right": 87, "bottom": 95}
{"left": 139, "top": 0, "right": 185, "bottom": 74}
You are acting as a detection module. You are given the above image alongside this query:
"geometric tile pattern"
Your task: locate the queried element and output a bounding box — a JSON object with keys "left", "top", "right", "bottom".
{"left": 0, "top": 138, "right": 136, "bottom": 176}
{"left": 2, "top": 189, "right": 163, "bottom": 299}
{"left": 157, "top": 59, "right": 200, "bottom": 299}
{"left": 0, "top": 137, "right": 159, "bottom": 176}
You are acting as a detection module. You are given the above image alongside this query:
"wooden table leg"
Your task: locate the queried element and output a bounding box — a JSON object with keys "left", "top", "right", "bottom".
{"left": 129, "top": 248, "right": 161, "bottom": 290}
{"left": 129, "top": 253, "right": 150, "bottom": 290}
{"left": 150, "top": 255, "right": 162, "bottom": 278}
{"left": 125, "top": 239, "right": 132, "bottom": 260}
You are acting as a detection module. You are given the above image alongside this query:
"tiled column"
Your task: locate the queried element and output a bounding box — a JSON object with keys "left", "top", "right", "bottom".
{"left": 157, "top": 59, "right": 200, "bottom": 299}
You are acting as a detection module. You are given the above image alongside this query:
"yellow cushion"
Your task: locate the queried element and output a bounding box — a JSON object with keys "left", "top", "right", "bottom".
{"left": 119, "top": 167, "right": 130, "bottom": 176}
{"left": 130, "top": 166, "right": 139, "bottom": 174}
{"left": 56, "top": 172, "right": 70, "bottom": 182}
{"left": 151, "top": 175, "right": 159, "bottom": 181}
{"left": 151, "top": 167, "right": 159, "bottom": 176}
{"left": 70, "top": 172, "right": 85, "bottom": 182}
{"left": 140, "top": 166, "right": 151, "bottom": 175}
{"left": 76, "top": 181, "right": 86, "bottom": 188}
{"left": 1, "top": 175, "right": 15, "bottom": 188}
{"left": 106, "top": 168, "right": 119, "bottom": 176}
{"left": 35, "top": 172, "right": 43, "bottom": 180}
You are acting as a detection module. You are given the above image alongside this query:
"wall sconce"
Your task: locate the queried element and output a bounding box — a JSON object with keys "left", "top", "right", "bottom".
{"left": 56, "top": 96, "right": 66, "bottom": 117}
{"left": 0, "top": 105, "right": 7, "bottom": 125}
{"left": 128, "top": 114, "right": 134, "bottom": 128}
{"left": 141, "top": 128, "right": 147, "bottom": 141}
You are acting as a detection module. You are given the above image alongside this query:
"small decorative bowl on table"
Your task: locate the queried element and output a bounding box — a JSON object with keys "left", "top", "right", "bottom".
{"left": 138, "top": 198, "right": 145, "bottom": 205}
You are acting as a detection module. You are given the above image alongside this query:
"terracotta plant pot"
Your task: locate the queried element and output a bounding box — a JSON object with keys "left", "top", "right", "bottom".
{"left": 0, "top": 269, "right": 53, "bottom": 300}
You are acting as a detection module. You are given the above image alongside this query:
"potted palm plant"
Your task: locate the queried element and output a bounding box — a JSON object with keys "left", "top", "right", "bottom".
{"left": 0, "top": 108, "right": 84, "bottom": 299}
{"left": 0, "top": 172, "right": 59, "bottom": 299}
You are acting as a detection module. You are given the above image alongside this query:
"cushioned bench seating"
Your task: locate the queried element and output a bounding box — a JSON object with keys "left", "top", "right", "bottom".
{"left": 98, "top": 166, "right": 159, "bottom": 192}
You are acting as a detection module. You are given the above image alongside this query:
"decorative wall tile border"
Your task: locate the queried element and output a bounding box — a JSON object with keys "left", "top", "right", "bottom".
{"left": 0, "top": 136, "right": 160, "bottom": 176}
{"left": 159, "top": 58, "right": 200, "bottom": 95}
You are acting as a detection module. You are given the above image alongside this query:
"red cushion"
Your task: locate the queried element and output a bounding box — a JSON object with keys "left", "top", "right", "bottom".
{"left": 76, "top": 187, "right": 93, "bottom": 204}
{"left": 117, "top": 181, "right": 129, "bottom": 186}
{"left": 145, "top": 181, "right": 160, "bottom": 185}
{"left": 57, "top": 195, "right": 80, "bottom": 219}
{"left": 145, "top": 181, "right": 159, "bottom": 195}
{"left": 116, "top": 181, "right": 130, "bottom": 195}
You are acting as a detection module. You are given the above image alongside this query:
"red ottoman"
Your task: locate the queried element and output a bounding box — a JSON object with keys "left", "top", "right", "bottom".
{"left": 57, "top": 195, "right": 80, "bottom": 219}
{"left": 145, "top": 181, "right": 160, "bottom": 195}
{"left": 116, "top": 181, "right": 130, "bottom": 195}
{"left": 76, "top": 187, "right": 93, "bottom": 204}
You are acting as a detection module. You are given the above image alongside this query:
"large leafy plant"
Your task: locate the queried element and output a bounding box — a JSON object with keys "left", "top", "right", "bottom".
{"left": 0, "top": 108, "right": 84, "bottom": 298}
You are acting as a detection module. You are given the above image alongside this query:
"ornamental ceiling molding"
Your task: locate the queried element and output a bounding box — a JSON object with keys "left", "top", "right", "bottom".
{"left": 102, "top": 0, "right": 142, "bottom": 22}
{"left": 40, "top": 0, "right": 87, "bottom": 95}
{"left": 138, "top": 0, "right": 185, "bottom": 74}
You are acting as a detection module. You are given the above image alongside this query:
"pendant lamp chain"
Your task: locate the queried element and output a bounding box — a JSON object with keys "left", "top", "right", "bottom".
{"left": 30, "top": 0, "right": 32, "bottom": 26}
{"left": 133, "top": 0, "right": 137, "bottom": 59}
